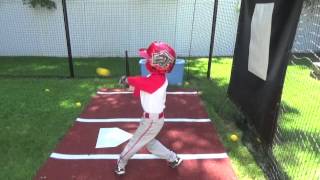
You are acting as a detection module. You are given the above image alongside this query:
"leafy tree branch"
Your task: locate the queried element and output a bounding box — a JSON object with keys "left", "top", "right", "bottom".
{"left": 23, "top": 0, "right": 56, "bottom": 9}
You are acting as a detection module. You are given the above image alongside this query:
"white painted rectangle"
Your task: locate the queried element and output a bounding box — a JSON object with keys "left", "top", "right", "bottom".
{"left": 248, "top": 3, "right": 274, "bottom": 80}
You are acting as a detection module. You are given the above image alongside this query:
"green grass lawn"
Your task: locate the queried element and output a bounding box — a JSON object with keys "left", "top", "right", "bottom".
{"left": 0, "top": 78, "right": 118, "bottom": 179}
{"left": 273, "top": 58, "right": 320, "bottom": 179}
{"left": 0, "top": 56, "right": 266, "bottom": 179}
{"left": 0, "top": 56, "right": 140, "bottom": 78}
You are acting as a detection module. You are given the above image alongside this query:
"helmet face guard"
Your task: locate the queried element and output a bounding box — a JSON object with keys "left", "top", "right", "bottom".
{"left": 139, "top": 41, "right": 176, "bottom": 74}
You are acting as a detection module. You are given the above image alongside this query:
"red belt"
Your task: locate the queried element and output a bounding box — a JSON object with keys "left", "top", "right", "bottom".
{"left": 144, "top": 112, "right": 164, "bottom": 119}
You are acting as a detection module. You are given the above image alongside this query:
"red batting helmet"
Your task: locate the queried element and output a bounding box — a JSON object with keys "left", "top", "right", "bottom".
{"left": 139, "top": 41, "right": 176, "bottom": 74}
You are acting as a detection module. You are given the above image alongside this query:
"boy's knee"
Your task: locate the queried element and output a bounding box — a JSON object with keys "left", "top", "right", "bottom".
{"left": 146, "top": 140, "right": 156, "bottom": 150}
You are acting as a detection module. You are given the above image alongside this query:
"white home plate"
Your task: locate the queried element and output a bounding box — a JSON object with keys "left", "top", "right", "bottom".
{"left": 95, "top": 128, "right": 132, "bottom": 148}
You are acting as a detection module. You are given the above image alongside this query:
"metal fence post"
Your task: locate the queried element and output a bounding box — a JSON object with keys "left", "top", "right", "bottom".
{"left": 207, "top": 0, "right": 219, "bottom": 79}
{"left": 125, "top": 50, "right": 130, "bottom": 76}
{"left": 62, "top": 0, "right": 74, "bottom": 78}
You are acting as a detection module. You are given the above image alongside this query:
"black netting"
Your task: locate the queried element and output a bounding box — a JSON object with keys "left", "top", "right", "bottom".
{"left": 273, "top": 1, "right": 320, "bottom": 179}
{"left": 214, "top": 1, "right": 320, "bottom": 179}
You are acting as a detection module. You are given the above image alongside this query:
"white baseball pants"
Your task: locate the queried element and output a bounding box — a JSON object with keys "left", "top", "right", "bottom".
{"left": 117, "top": 113, "right": 177, "bottom": 169}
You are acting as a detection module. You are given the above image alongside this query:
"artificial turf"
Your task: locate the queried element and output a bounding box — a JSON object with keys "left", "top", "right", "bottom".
{"left": 0, "top": 56, "right": 268, "bottom": 179}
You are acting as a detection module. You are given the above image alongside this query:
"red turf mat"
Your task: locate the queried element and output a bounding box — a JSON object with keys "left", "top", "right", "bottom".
{"left": 80, "top": 93, "right": 208, "bottom": 119}
{"left": 35, "top": 89, "right": 237, "bottom": 180}
{"left": 53, "top": 122, "right": 226, "bottom": 154}
{"left": 36, "top": 159, "right": 234, "bottom": 180}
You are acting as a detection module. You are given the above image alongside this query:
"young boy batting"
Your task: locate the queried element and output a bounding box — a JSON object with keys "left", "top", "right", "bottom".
{"left": 116, "top": 41, "right": 183, "bottom": 175}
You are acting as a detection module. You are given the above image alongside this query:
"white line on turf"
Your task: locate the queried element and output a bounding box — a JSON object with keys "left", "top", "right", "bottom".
{"left": 97, "top": 91, "right": 198, "bottom": 95}
{"left": 50, "top": 153, "right": 228, "bottom": 160}
{"left": 76, "top": 118, "right": 211, "bottom": 123}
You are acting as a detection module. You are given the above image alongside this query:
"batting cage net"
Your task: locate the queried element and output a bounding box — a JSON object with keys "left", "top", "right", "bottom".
{"left": 272, "top": 1, "right": 320, "bottom": 179}
{"left": 66, "top": 0, "right": 214, "bottom": 78}
{"left": 233, "top": 1, "right": 320, "bottom": 179}
{"left": 1, "top": 0, "right": 319, "bottom": 179}
{"left": 210, "top": 0, "right": 319, "bottom": 179}
{"left": 0, "top": 0, "right": 70, "bottom": 77}
{"left": 0, "top": 0, "right": 217, "bottom": 78}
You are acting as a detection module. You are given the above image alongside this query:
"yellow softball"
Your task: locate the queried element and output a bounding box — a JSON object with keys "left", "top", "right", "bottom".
{"left": 230, "top": 134, "right": 239, "bottom": 142}
{"left": 96, "top": 67, "right": 110, "bottom": 76}
{"left": 75, "top": 102, "right": 82, "bottom": 107}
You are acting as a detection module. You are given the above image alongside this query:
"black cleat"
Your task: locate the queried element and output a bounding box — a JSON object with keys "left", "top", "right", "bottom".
{"left": 169, "top": 156, "right": 183, "bottom": 168}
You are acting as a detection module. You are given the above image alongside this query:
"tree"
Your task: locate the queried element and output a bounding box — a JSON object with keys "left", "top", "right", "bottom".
{"left": 23, "top": 0, "right": 56, "bottom": 9}
{"left": 305, "top": 0, "right": 320, "bottom": 8}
